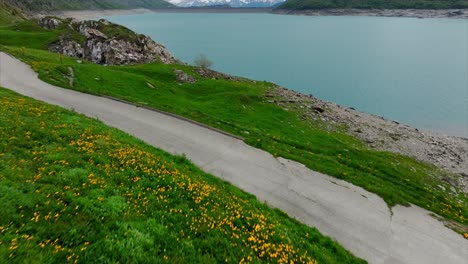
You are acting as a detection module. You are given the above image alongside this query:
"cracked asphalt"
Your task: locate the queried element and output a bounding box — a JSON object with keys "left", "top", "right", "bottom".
{"left": 1, "top": 52, "right": 467, "bottom": 264}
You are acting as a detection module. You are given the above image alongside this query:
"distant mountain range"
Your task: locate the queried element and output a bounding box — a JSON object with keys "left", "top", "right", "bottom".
{"left": 277, "top": 0, "right": 468, "bottom": 10}
{"left": 167, "top": 0, "right": 285, "bottom": 8}
{"left": 4, "top": 0, "right": 175, "bottom": 11}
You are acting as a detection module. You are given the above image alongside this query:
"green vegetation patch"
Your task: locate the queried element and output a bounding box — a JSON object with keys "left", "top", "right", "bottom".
{"left": 277, "top": 0, "right": 468, "bottom": 10}
{"left": 0, "top": 2, "right": 26, "bottom": 26}
{"left": 0, "top": 20, "right": 62, "bottom": 49}
{"left": 0, "top": 88, "right": 364, "bottom": 263}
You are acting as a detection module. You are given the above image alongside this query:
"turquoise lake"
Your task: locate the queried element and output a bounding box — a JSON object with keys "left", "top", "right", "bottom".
{"left": 105, "top": 13, "right": 468, "bottom": 138}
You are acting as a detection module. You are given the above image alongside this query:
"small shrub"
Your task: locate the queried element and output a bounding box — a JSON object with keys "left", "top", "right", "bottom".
{"left": 194, "top": 54, "right": 213, "bottom": 69}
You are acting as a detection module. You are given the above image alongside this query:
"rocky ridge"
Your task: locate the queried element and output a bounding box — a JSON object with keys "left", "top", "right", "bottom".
{"left": 39, "top": 17, "right": 175, "bottom": 65}
{"left": 267, "top": 86, "right": 468, "bottom": 193}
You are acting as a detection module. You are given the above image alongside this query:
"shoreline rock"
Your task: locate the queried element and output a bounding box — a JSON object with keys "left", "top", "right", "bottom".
{"left": 272, "top": 9, "right": 468, "bottom": 19}
{"left": 267, "top": 86, "right": 468, "bottom": 193}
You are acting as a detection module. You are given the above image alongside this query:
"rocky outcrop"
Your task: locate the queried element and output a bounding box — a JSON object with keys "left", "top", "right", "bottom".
{"left": 195, "top": 68, "right": 241, "bottom": 81}
{"left": 38, "top": 17, "right": 62, "bottom": 29}
{"left": 41, "top": 18, "right": 175, "bottom": 65}
{"left": 49, "top": 38, "right": 84, "bottom": 58}
{"left": 174, "top": 69, "right": 196, "bottom": 84}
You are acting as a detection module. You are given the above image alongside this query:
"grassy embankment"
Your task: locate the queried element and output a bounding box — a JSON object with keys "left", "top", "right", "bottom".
{"left": 0, "top": 88, "right": 367, "bottom": 263}
{"left": 0, "top": 17, "right": 466, "bottom": 232}
{"left": 277, "top": 0, "right": 468, "bottom": 10}
{"left": 0, "top": 1, "right": 27, "bottom": 26}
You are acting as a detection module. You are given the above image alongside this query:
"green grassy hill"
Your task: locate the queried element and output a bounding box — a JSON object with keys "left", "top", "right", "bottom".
{"left": 277, "top": 0, "right": 468, "bottom": 10}
{"left": 5, "top": 0, "right": 174, "bottom": 11}
{"left": 0, "top": 88, "right": 366, "bottom": 263}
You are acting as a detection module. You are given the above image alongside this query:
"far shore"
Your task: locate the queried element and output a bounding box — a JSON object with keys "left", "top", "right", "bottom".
{"left": 47, "top": 7, "right": 272, "bottom": 20}
{"left": 272, "top": 8, "right": 468, "bottom": 19}
{"left": 151, "top": 7, "right": 272, "bottom": 13}
{"left": 46, "top": 8, "right": 153, "bottom": 20}
{"left": 49, "top": 7, "right": 468, "bottom": 20}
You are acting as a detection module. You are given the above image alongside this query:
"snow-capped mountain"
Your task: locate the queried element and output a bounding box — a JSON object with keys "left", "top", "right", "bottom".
{"left": 167, "top": 0, "right": 285, "bottom": 8}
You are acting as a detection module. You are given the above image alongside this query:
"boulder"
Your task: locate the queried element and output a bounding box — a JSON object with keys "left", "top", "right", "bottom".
{"left": 312, "top": 106, "right": 325, "bottom": 113}
{"left": 174, "top": 69, "right": 196, "bottom": 84}
{"left": 49, "top": 37, "right": 84, "bottom": 58}
{"left": 81, "top": 28, "right": 108, "bottom": 39}
{"left": 98, "top": 19, "right": 111, "bottom": 26}
{"left": 38, "top": 17, "right": 62, "bottom": 29}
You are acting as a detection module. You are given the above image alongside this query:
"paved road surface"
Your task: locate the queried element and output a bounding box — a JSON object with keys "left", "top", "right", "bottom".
{"left": 1, "top": 52, "right": 466, "bottom": 264}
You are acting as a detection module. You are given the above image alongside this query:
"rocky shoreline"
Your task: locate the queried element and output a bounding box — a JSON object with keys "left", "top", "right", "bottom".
{"left": 272, "top": 8, "right": 468, "bottom": 19}
{"left": 267, "top": 86, "right": 468, "bottom": 193}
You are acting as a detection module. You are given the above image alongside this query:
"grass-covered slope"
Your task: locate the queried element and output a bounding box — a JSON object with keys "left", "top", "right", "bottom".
{"left": 0, "top": 88, "right": 365, "bottom": 263}
{"left": 0, "top": 2, "right": 27, "bottom": 26}
{"left": 277, "top": 0, "right": 468, "bottom": 10}
{"left": 5, "top": 0, "right": 174, "bottom": 11}
{"left": 0, "top": 15, "right": 466, "bottom": 232}
{"left": 0, "top": 20, "right": 62, "bottom": 49}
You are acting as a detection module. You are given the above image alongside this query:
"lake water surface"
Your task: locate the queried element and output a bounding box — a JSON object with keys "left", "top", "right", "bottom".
{"left": 105, "top": 13, "right": 468, "bottom": 137}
